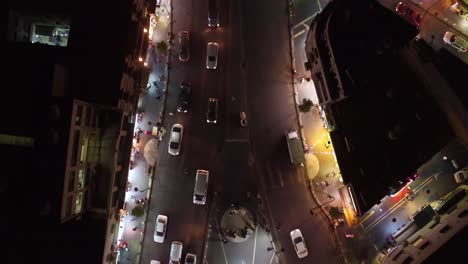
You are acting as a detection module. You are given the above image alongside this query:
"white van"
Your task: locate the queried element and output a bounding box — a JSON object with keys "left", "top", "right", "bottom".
{"left": 193, "top": 170, "right": 209, "bottom": 205}
{"left": 170, "top": 241, "right": 183, "bottom": 264}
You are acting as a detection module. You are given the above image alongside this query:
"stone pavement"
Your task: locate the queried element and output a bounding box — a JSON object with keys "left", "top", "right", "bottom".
{"left": 114, "top": 1, "right": 172, "bottom": 263}
{"left": 204, "top": 193, "right": 277, "bottom": 264}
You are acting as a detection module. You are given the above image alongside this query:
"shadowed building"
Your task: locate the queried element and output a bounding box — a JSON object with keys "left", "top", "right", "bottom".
{"left": 2, "top": 0, "right": 152, "bottom": 263}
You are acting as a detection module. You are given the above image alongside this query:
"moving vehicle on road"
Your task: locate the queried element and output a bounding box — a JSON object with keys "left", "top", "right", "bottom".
{"left": 177, "top": 82, "right": 191, "bottom": 113}
{"left": 206, "top": 98, "right": 219, "bottom": 123}
{"left": 193, "top": 170, "right": 209, "bottom": 205}
{"left": 153, "top": 214, "right": 168, "bottom": 243}
{"left": 290, "top": 229, "right": 308, "bottom": 258}
{"left": 206, "top": 42, "right": 219, "bottom": 69}
{"left": 178, "top": 31, "right": 190, "bottom": 62}
{"left": 208, "top": 0, "right": 219, "bottom": 28}
{"left": 395, "top": 1, "right": 422, "bottom": 28}
{"left": 168, "top": 124, "right": 183, "bottom": 156}
{"left": 170, "top": 241, "right": 183, "bottom": 264}
{"left": 454, "top": 167, "right": 468, "bottom": 183}
{"left": 185, "top": 253, "right": 197, "bottom": 264}
{"left": 443, "top": 31, "right": 468, "bottom": 52}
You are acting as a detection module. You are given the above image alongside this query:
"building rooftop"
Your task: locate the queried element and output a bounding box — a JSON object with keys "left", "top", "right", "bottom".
{"left": 314, "top": 0, "right": 455, "bottom": 211}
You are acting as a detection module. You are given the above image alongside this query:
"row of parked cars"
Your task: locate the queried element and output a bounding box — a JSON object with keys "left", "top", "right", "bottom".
{"left": 151, "top": 170, "right": 209, "bottom": 263}
{"left": 395, "top": 1, "right": 467, "bottom": 53}
{"left": 152, "top": 2, "right": 221, "bottom": 263}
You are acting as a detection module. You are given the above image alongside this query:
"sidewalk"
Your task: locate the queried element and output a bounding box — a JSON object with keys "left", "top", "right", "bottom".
{"left": 115, "top": 1, "right": 172, "bottom": 263}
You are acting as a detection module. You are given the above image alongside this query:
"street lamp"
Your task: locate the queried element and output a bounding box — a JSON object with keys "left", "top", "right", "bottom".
{"left": 140, "top": 187, "right": 150, "bottom": 193}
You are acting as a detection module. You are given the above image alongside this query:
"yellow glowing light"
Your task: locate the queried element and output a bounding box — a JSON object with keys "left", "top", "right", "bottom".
{"left": 144, "top": 28, "right": 148, "bottom": 33}
{"left": 138, "top": 57, "right": 143, "bottom": 62}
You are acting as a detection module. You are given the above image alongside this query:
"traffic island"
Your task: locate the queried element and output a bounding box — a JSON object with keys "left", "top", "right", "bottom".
{"left": 220, "top": 206, "right": 255, "bottom": 243}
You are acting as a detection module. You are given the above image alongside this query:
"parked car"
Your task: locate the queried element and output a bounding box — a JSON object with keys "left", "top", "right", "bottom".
{"left": 193, "top": 170, "right": 209, "bottom": 205}
{"left": 153, "top": 214, "right": 168, "bottom": 243}
{"left": 177, "top": 82, "right": 192, "bottom": 113}
{"left": 454, "top": 167, "right": 468, "bottom": 183}
{"left": 150, "top": 260, "right": 161, "bottom": 264}
{"left": 443, "top": 31, "right": 468, "bottom": 53}
{"left": 290, "top": 229, "right": 308, "bottom": 258}
{"left": 185, "top": 253, "right": 197, "bottom": 264}
{"left": 395, "top": 2, "right": 422, "bottom": 28}
{"left": 206, "top": 98, "right": 219, "bottom": 123}
{"left": 178, "top": 31, "right": 190, "bottom": 62}
{"left": 168, "top": 124, "right": 183, "bottom": 156}
{"left": 206, "top": 42, "right": 219, "bottom": 69}
{"left": 170, "top": 241, "right": 183, "bottom": 264}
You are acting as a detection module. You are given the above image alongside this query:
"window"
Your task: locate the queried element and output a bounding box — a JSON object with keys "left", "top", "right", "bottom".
{"left": 439, "top": 225, "right": 451, "bottom": 233}
{"left": 392, "top": 250, "right": 404, "bottom": 261}
{"left": 75, "top": 104, "right": 83, "bottom": 126}
{"left": 80, "top": 134, "right": 88, "bottom": 163}
{"left": 78, "top": 169, "right": 85, "bottom": 189}
{"left": 68, "top": 171, "right": 75, "bottom": 192}
{"left": 66, "top": 196, "right": 73, "bottom": 218}
{"left": 71, "top": 130, "right": 80, "bottom": 165}
{"left": 457, "top": 209, "right": 468, "bottom": 218}
{"left": 419, "top": 241, "right": 430, "bottom": 250}
{"left": 85, "top": 107, "right": 91, "bottom": 127}
{"left": 75, "top": 191, "right": 83, "bottom": 214}
{"left": 401, "top": 256, "right": 413, "bottom": 264}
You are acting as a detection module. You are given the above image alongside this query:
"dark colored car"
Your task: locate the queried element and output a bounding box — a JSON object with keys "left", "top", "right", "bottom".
{"left": 395, "top": 2, "right": 422, "bottom": 28}
{"left": 178, "top": 31, "right": 190, "bottom": 62}
{"left": 208, "top": 0, "right": 219, "bottom": 28}
{"left": 206, "top": 98, "right": 218, "bottom": 123}
{"left": 177, "top": 82, "right": 191, "bottom": 113}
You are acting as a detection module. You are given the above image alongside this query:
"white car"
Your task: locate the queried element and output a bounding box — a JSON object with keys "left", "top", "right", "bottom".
{"left": 206, "top": 42, "right": 219, "bottom": 69}
{"left": 168, "top": 124, "right": 183, "bottom": 156}
{"left": 153, "top": 214, "right": 168, "bottom": 243}
{"left": 185, "top": 253, "right": 197, "bottom": 264}
{"left": 443, "top": 31, "right": 467, "bottom": 53}
{"left": 170, "top": 241, "right": 183, "bottom": 264}
{"left": 150, "top": 261, "right": 161, "bottom": 264}
{"left": 290, "top": 229, "right": 308, "bottom": 258}
{"left": 454, "top": 167, "right": 468, "bottom": 183}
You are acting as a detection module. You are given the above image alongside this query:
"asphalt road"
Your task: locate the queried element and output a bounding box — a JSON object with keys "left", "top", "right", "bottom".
{"left": 140, "top": 0, "right": 226, "bottom": 263}
{"left": 141, "top": 0, "right": 343, "bottom": 263}
{"left": 241, "top": 0, "right": 341, "bottom": 263}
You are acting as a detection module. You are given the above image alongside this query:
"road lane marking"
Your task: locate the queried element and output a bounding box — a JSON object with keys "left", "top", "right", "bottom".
{"left": 358, "top": 210, "right": 375, "bottom": 228}
{"left": 364, "top": 175, "right": 437, "bottom": 232}
{"left": 292, "top": 14, "right": 317, "bottom": 30}
{"left": 215, "top": 215, "right": 229, "bottom": 264}
{"left": 252, "top": 225, "right": 259, "bottom": 264}
{"left": 293, "top": 29, "right": 306, "bottom": 39}
{"left": 265, "top": 162, "right": 275, "bottom": 188}
{"left": 278, "top": 169, "right": 285, "bottom": 188}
